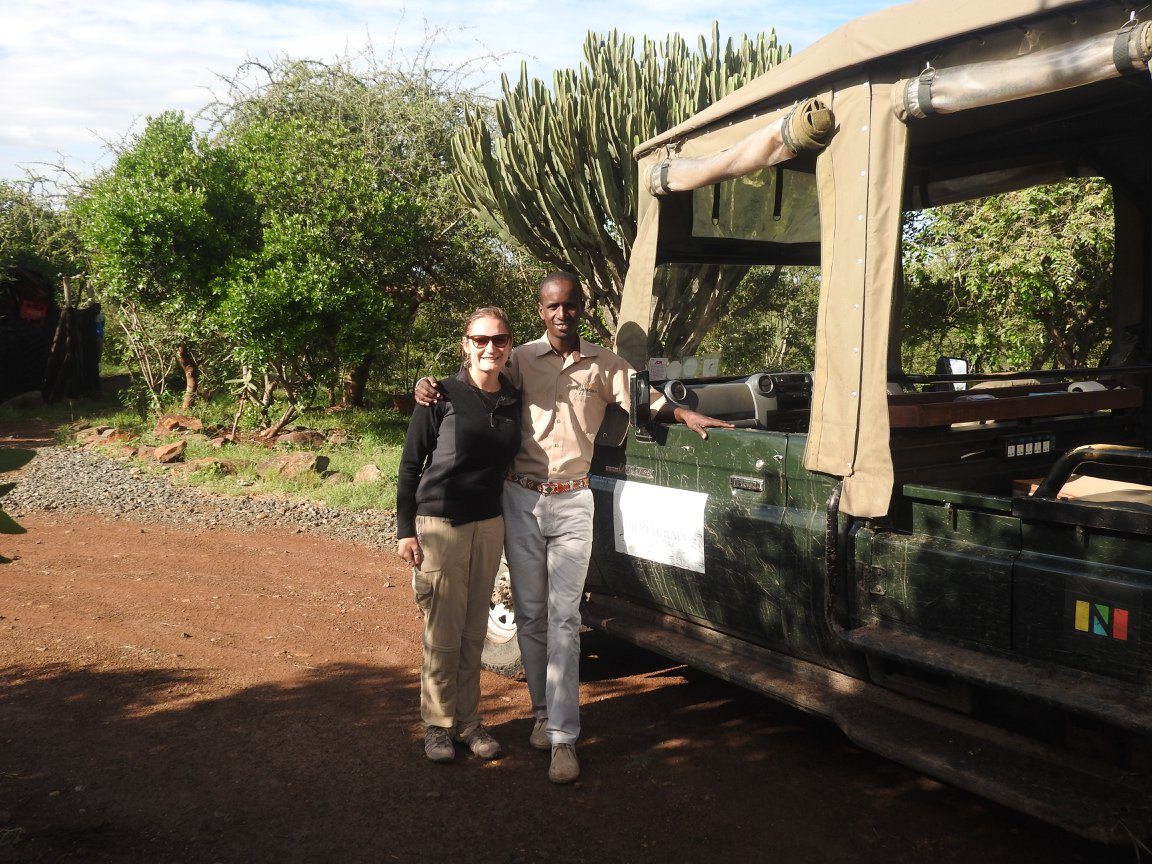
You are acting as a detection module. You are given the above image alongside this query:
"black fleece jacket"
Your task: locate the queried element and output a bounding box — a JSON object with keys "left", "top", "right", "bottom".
{"left": 395, "top": 369, "right": 521, "bottom": 539}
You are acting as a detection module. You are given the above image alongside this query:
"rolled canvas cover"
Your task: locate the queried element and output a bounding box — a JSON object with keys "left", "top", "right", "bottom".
{"left": 617, "top": 102, "right": 799, "bottom": 369}
{"left": 634, "top": 0, "right": 1088, "bottom": 161}
{"left": 644, "top": 99, "right": 832, "bottom": 196}
{"left": 617, "top": 160, "right": 660, "bottom": 369}
{"left": 806, "top": 78, "right": 907, "bottom": 516}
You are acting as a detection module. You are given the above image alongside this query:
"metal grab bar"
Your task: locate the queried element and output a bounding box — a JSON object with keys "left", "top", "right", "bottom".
{"left": 1031, "top": 444, "right": 1152, "bottom": 499}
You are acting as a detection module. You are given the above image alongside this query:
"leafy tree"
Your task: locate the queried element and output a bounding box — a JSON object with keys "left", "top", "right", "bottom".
{"left": 451, "top": 25, "right": 788, "bottom": 353}
{"left": 901, "top": 179, "right": 1114, "bottom": 371}
{"left": 696, "top": 266, "right": 819, "bottom": 373}
{"left": 74, "top": 111, "right": 257, "bottom": 407}
{"left": 75, "top": 47, "right": 547, "bottom": 423}
{"left": 217, "top": 112, "right": 434, "bottom": 432}
{"left": 0, "top": 448, "right": 34, "bottom": 563}
{"left": 0, "top": 181, "right": 76, "bottom": 277}
{"left": 405, "top": 236, "right": 546, "bottom": 384}
{"left": 211, "top": 54, "right": 509, "bottom": 411}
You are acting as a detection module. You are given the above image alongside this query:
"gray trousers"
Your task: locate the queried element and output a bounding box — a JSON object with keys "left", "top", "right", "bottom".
{"left": 501, "top": 481, "right": 594, "bottom": 746}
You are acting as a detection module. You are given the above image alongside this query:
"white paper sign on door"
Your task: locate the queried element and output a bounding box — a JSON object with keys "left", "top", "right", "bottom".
{"left": 612, "top": 480, "right": 708, "bottom": 574}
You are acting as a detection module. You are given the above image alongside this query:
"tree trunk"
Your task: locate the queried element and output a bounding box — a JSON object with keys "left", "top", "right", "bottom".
{"left": 261, "top": 404, "right": 298, "bottom": 440}
{"left": 340, "top": 354, "right": 374, "bottom": 407}
{"left": 176, "top": 344, "right": 199, "bottom": 409}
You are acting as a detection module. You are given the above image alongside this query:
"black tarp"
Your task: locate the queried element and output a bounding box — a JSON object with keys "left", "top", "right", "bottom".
{"left": 0, "top": 266, "right": 58, "bottom": 400}
{"left": 42, "top": 301, "right": 102, "bottom": 402}
{"left": 0, "top": 267, "right": 101, "bottom": 402}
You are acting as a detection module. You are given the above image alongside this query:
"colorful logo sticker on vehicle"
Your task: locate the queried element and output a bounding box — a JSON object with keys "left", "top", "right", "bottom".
{"left": 1073, "top": 599, "right": 1129, "bottom": 641}
{"left": 1061, "top": 578, "right": 1141, "bottom": 654}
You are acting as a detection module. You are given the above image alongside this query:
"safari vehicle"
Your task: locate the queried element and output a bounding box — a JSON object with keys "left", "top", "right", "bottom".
{"left": 556, "top": 0, "right": 1152, "bottom": 845}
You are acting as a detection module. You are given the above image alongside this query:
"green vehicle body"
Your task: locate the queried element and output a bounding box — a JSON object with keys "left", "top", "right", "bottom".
{"left": 586, "top": 422, "right": 1151, "bottom": 844}
{"left": 575, "top": 0, "right": 1152, "bottom": 844}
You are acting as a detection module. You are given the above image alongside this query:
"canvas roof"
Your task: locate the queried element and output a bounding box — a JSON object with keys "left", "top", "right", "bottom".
{"left": 621, "top": 0, "right": 1141, "bottom": 517}
{"left": 635, "top": 0, "right": 1091, "bottom": 159}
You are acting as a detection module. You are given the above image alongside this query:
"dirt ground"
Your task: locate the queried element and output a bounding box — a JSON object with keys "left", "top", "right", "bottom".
{"left": 0, "top": 427, "right": 1134, "bottom": 863}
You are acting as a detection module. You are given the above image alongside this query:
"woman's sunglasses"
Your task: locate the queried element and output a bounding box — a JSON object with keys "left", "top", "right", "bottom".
{"left": 465, "top": 333, "right": 512, "bottom": 348}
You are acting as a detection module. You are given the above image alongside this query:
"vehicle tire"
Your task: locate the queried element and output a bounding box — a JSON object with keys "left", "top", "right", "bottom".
{"left": 482, "top": 558, "right": 523, "bottom": 678}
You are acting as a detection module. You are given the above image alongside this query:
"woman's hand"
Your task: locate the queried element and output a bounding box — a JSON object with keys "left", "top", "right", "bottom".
{"left": 397, "top": 536, "right": 424, "bottom": 568}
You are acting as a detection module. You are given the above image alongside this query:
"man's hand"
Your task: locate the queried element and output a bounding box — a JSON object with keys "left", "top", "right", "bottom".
{"left": 397, "top": 536, "right": 424, "bottom": 568}
{"left": 414, "top": 376, "right": 441, "bottom": 407}
{"left": 672, "top": 406, "right": 735, "bottom": 439}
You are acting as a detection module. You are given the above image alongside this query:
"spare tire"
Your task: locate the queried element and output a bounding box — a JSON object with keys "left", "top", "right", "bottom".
{"left": 481, "top": 558, "right": 523, "bottom": 677}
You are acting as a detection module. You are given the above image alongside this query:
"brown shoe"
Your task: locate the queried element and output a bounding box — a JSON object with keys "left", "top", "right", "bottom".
{"left": 548, "top": 743, "right": 579, "bottom": 784}
{"left": 461, "top": 725, "right": 502, "bottom": 760}
{"left": 529, "top": 717, "right": 550, "bottom": 751}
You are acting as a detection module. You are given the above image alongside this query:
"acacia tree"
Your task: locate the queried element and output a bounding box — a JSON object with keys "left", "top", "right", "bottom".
{"left": 0, "top": 180, "right": 76, "bottom": 276}
{"left": 902, "top": 179, "right": 1114, "bottom": 371}
{"left": 74, "top": 112, "right": 257, "bottom": 407}
{"left": 216, "top": 112, "right": 435, "bottom": 433}
{"left": 211, "top": 54, "right": 498, "bottom": 409}
{"left": 450, "top": 25, "right": 788, "bottom": 350}
{"left": 76, "top": 47, "right": 542, "bottom": 421}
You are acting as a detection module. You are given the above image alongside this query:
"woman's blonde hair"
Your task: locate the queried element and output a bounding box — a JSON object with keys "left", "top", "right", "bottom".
{"left": 460, "top": 306, "right": 513, "bottom": 366}
{"left": 462, "top": 306, "right": 511, "bottom": 337}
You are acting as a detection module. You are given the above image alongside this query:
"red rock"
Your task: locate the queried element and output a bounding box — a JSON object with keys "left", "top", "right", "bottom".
{"left": 257, "top": 452, "right": 329, "bottom": 478}
{"left": 275, "top": 430, "right": 326, "bottom": 449}
{"left": 353, "top": 464, "right": 383, "bottom": 485}
{"left": 153, "top": 441, "right": 187, "bottom": 464}
{"left": 75, "top": 427, "right": 107, "bottom": 446}
{"left": 98, "top": 428, "right": 136, "bottom": 444}
{"left": 156, "top": 413, "right": 204, "bottom": 433}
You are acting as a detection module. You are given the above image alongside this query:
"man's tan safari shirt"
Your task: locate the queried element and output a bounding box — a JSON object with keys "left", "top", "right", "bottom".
{"left": 508, "top": 336, "right": 632, "bottom": 482}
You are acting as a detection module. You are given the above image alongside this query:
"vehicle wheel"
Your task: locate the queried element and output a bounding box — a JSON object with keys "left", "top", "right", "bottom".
{"left": 482, "top": 559, "right": 523, "bottom": 677}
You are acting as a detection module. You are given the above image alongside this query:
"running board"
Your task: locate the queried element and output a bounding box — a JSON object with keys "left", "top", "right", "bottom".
{"left": 582, "top": 594, "right": 1151, "bottom": 845}
{"left": 839, "top": 623, "right": 1152, "bottom": 735}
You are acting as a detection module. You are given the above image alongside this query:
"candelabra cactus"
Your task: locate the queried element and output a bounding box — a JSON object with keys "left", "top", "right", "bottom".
{"left": 450, "top": 24, "right": 787, "bottom": 353}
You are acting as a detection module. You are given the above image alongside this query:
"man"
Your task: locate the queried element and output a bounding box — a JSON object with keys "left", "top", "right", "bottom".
{"left": 417, "top": 271, "right": 730, "bottom": 783}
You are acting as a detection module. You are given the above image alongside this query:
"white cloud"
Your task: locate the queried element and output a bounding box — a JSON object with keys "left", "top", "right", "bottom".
{"left": 0, "top": 0, "right": 887, "bottom": 182}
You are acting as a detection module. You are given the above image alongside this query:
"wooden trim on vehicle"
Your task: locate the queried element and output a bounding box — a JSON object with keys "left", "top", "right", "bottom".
{"left": 888, "top": 386, "right": 1142, "bottom": 428}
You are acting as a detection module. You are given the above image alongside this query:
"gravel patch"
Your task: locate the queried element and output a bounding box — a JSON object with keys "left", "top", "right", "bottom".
{"left": 5, "top": 445, "right": 397, "bottom": 550}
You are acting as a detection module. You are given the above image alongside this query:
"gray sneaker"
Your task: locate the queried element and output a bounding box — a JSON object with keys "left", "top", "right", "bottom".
{"left": 529, "top": 717, "right": 550, "bottom": 751}
{"left": 548, "top": 743, "right": 579, "bottom": 784}
{"left": 424, "top": 725, "right": 454, "bottom": 763}
{"left": 461, "top": 725, "right": 501, "bottom": 760}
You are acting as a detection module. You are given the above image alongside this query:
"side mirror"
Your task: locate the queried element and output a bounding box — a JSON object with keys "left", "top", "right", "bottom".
{"left": 934, "top": 356, "right": 969, "bottom": 391}
{"left": 630, "top": 370, "right": 652, "bottom": 428}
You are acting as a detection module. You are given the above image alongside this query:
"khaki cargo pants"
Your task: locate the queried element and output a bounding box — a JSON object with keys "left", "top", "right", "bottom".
{"left": 413, "top": 514, "right": 504, "bottom": 736}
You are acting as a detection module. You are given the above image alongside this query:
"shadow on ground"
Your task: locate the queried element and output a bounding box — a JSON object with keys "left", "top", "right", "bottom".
{"left": 0, "top": 609, "right": 1132, "bottom": 863}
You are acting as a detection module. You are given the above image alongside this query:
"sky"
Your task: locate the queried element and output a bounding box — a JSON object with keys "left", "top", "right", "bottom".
{"left": 1, "top": 0, "right": 891, "bottom": 187}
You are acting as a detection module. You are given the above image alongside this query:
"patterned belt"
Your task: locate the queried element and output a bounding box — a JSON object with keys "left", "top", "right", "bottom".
{"left": 506, "top": 471, "right": 590, "bottom": 495}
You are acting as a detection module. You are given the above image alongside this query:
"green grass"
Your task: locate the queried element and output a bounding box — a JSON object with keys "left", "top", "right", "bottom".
{"left": 5, "top": 383, "right": 413, "bottom": 512}
{"left": 169, "top": 433, "right": 408, "bottom": 510}
{"left": 0, "top": 387, "right": 141, "bottom": 441}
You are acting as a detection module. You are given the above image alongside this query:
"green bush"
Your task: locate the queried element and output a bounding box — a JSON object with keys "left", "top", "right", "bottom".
{"left": 0, "top": 448, "right": 35, "bottom": 561}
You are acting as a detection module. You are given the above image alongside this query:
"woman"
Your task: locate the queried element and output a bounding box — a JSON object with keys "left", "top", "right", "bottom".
{"left": 396, "top": 307, "right": 521, "bottom": 763}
